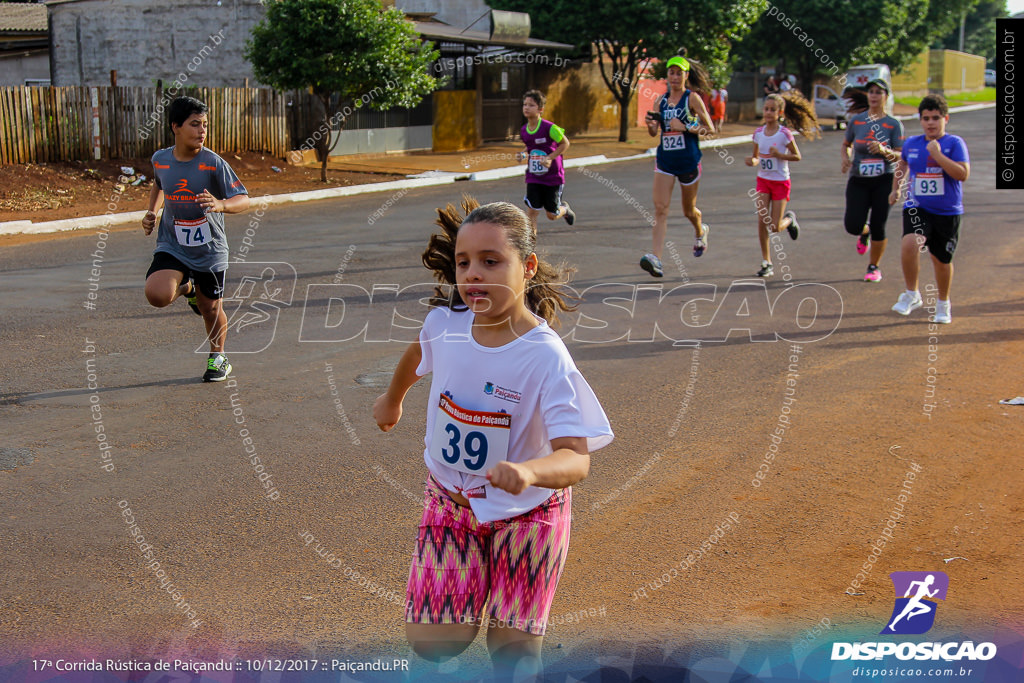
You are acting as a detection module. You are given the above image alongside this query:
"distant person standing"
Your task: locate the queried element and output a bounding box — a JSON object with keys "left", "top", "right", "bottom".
{"left": 779, "top": 75, "right": 793, "bottom": 92}
{"left": 763, "top": 75, "right": 779, "bottom": 97}
{"left": 889, "top": 95, "right": 970, "bottom": 324}
{"left": 142, "top": 96, "right": 250, "bottom": 382}
{"left": 710, "top": 85, "right": 728, "bottom": 135}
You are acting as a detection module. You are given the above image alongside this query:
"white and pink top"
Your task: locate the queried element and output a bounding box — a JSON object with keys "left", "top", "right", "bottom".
{"left": 753, "top": 125, "right": 795, "bottom": 182}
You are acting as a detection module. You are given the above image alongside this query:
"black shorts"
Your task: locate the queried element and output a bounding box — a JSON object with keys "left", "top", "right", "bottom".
{"left": 655, "top": 162, "right": 702, "bottom": 186}
{"left": 524, "top": 183, "right": 565, "bottom": 214}
{"left": 146, "top": 251, "right": 226, "bottom": 299}
{"left": 902, "top": 208, "right": 961, "bottom": 265}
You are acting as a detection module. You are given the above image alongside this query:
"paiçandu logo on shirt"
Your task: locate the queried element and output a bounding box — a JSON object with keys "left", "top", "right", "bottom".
{"left": 483, "top": 382, "right": 521, "bottom": 404}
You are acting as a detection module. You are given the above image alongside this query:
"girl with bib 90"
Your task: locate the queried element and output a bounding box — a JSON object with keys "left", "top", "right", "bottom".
{"left": 640, "top": 55, "right": 715, "bottom": 278}
{"left": 372, "top": 200, "right": 613, "bottom": 679}
{"left": 744, "top": 92, "right": 819, "bottom": 278}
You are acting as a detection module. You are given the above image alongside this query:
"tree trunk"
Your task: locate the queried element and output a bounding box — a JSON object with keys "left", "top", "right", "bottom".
{"left": 617, "top": 92, "right": 632, "bottom": 143}
{"left": 799, "top": 56, "right": 815, "bottom": 101}
{"left": 317, "top": 93, "right": 335, "bottom": 183}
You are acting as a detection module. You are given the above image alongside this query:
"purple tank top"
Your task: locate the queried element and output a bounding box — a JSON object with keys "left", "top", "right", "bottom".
{"left": 520, "top": 119, "right": 565, "bottom": 186}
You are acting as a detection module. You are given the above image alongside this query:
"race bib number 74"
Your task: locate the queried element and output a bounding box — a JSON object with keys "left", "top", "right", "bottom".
{"left": 174, "top": 216, "right": 213, "bottom": 247}
{"left": 430, "top": 394, "right": 511, "bottom": 475}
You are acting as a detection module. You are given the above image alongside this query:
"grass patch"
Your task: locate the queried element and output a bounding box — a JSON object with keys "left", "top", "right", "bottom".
{"left": 895, "top": 87, "right": 995, "bottom": 108}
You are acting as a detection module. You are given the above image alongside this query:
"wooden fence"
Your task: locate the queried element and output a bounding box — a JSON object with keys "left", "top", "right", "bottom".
{"left": 0, "top": 86, "right": 289, "bottom": 164}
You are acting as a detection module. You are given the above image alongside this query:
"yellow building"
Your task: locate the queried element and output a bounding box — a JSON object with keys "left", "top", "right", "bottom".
{"left": 892, "top": 49, "right": 985, "bottom": 97}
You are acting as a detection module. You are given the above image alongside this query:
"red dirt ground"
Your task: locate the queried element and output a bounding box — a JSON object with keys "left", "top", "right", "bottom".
{"left": 0, "top": 152, "right": 401, "bottom": 226}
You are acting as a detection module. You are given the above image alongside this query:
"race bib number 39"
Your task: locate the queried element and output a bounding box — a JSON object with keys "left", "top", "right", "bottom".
{"left": 430, "top": 394, "right": 511, "bottom": 475}
{"left": 662, "top": 132, "right": 685, "bottom": 151}
{"left": 174, "top": 216, "right": 213, "bottom": 247}
{"left": 914, "top": 173, "right": 944, "bottom": 196}
{"left": 859, "top": 159, "right": 885, "bottom": 177}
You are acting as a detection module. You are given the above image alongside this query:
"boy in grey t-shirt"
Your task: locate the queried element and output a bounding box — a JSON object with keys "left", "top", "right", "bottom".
{"left": 142, "top": 96, "right": 250, "bottom": 382}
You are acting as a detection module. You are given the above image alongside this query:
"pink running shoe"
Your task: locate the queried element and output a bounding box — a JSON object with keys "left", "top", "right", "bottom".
{"left": 864, "top": 265, "right": 882, "bottom": 282}
{"left": 856, "top": 230, "right": 870, "bottom": 255}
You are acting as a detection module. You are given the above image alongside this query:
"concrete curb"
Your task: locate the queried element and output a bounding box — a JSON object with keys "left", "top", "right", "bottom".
{"left": 0, "top": 106, "right": 992, "bottom": 237}
{"left": 0, "top": 175, "right": 458, "bottom": 237}
{"left": 894, "top": 101, "right": 994, "bottom": 121}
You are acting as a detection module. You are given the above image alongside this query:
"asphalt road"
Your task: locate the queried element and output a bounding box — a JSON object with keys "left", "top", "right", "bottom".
{"left": 1, "top": 108, "right": 1022, "bottom": 682}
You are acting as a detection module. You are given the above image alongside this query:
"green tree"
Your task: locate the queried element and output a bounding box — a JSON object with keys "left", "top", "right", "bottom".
{"left": 736, "top": 0, "right": 932, "bottom": 96}
{"left": 491, "top": 0, "right": 763, "bottom": 141}
{"left": 939, "top": 0, "right": 1005, "bottom": 66}
{"left": 882, "top": 0, "right": 979, "bottom": 71}
{"left": 246, "top": 0, "right": 438, "bottom": 181}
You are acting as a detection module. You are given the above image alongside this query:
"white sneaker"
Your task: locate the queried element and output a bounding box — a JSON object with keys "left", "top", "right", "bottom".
{"left": 892, "top": 290, "right": 923, "bottom": 316}
{"left": 930, "top": 300, "right": 952, "bottom": 324}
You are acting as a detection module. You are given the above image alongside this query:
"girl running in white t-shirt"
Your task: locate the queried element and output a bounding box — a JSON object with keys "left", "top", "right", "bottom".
{"left": 744, "top": 92, "right": 819, "bottom": 277}
{"left": 372, "top": 199, "right": 613, "bottom": 679}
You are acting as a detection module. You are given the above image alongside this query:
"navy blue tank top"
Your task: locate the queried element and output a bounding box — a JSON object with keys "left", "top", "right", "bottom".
{"left": 655, "top": 90, "right": 702, "bottom": 173}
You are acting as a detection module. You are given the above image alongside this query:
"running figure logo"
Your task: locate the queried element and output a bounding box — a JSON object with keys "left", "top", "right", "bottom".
{"left": 880, "top": 571, "right": 949, "bottom": 635}
{"left": 195, "top": 262, "right": 297, "bottom": 354}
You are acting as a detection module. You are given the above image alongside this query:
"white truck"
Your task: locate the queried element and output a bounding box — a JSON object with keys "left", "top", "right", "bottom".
{"left": 813, "top": 84, "right": 850, "bottom": 130}
{"left": 814, "top": 64, "right": 894, "bottom": 130}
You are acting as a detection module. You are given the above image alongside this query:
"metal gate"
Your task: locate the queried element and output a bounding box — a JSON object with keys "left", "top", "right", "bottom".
{"left": 480, "top": 62, "right": 525, "bottom": 142}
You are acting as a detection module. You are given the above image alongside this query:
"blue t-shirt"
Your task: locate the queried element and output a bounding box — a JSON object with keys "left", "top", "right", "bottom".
{"left": 901, "top": 134, "right": 969, "bottom": 216}
{"left": 152, "top": 147, "right": 247, "bottom": 272}
{"left": 655, "top": 91, "right": 701, "bottom": 174}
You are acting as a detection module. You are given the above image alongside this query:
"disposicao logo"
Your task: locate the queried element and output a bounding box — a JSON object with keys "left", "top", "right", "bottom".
{"left": 831, "top": 571, "right": 997, "bottom": 663}
{"left": 881, "top": 571, "right": 947, "bottom": 635}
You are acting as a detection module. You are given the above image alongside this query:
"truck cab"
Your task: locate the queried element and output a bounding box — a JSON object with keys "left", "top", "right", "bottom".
{"left": 813, "top": 84, "right": 849, "bottom": 130}
{"left": 814, "top": 64, "right": 895, "bottom": 131}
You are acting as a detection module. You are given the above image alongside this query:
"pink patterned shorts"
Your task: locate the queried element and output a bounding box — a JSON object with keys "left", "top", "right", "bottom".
{"left": 405, "top": 476, "right": 572, "bottom": 636}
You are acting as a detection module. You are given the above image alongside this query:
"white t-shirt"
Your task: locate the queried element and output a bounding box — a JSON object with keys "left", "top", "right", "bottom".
{"left": 753, "top": 125, "right": 795, "bottom": 181}
{"left": 779, "top": 80, "right": 793, "bottom": 92}
{"left": 416, "top": 307, "right": 613, "bottom": 523}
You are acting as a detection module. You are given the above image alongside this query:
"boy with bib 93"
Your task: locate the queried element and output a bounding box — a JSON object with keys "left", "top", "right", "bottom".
{"left": 889, "top": 95, "right": 970, "bottom": 324}
{"left": 373, "top": 199, "right": 613, "bottom": 680}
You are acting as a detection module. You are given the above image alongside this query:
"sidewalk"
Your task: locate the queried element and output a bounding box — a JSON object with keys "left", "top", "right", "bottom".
{"left": 318, "top": 120, "right": 764, "bottom": 176}
{"left": 1, "top": 104, "right": 993, "bottom": 239}
{"left": 0, "top": 123, "right": 759, "bottom": 238}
